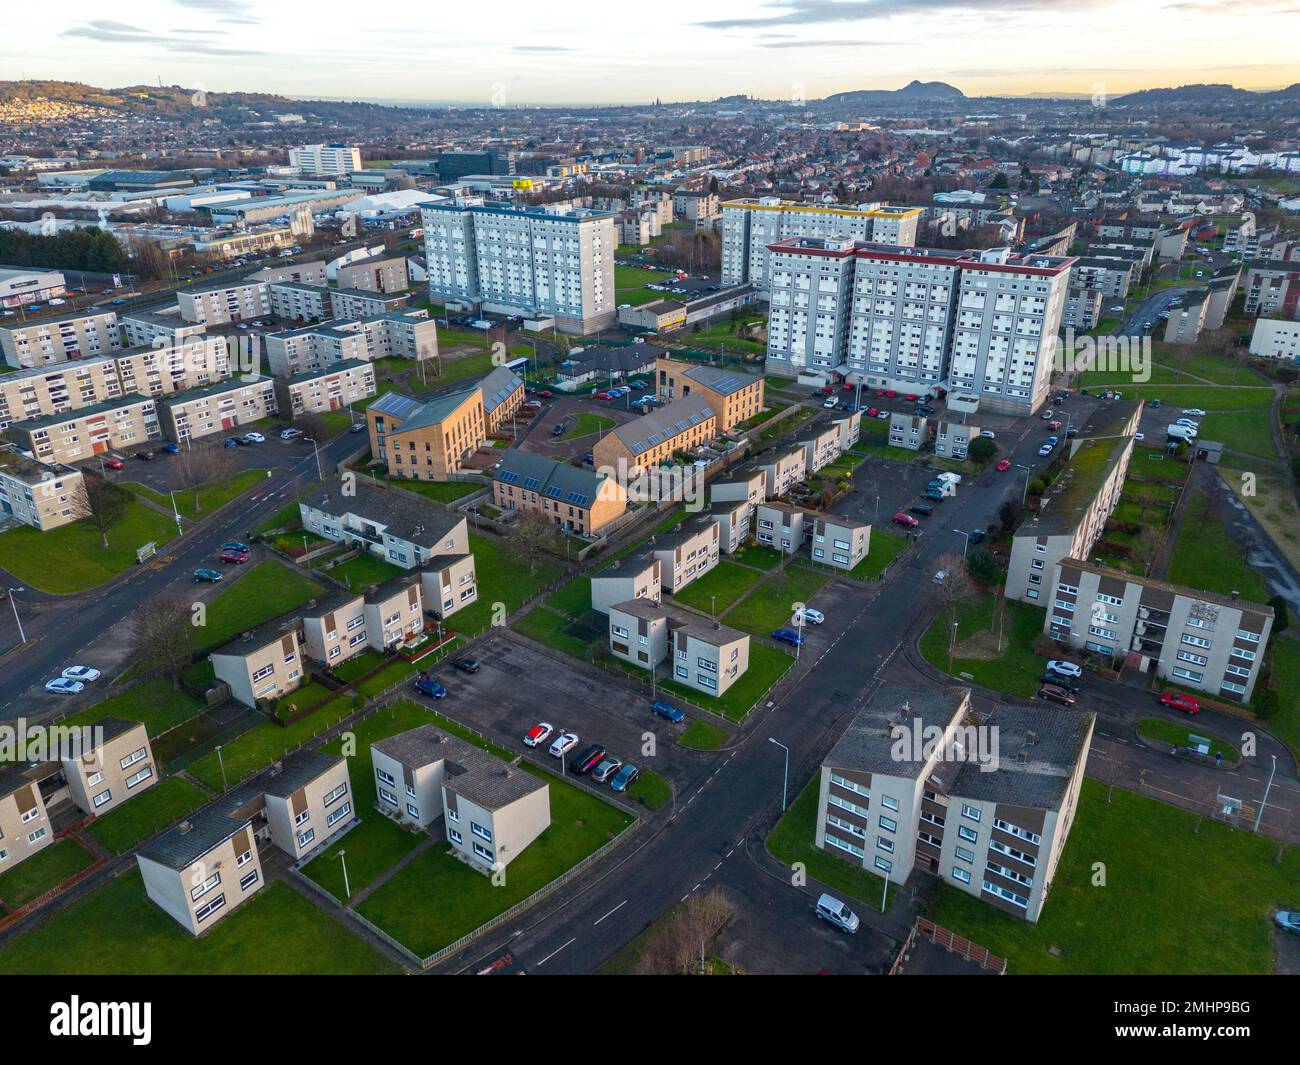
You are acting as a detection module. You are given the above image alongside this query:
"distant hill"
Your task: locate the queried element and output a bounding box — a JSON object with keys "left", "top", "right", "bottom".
{"left": 1112, "top": 82, "right": 1300, "bottom": 107}
{"left": 821, "top": 80, "right": 967, "bottom": 106}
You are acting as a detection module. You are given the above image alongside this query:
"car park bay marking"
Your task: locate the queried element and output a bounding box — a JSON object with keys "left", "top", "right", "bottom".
{"left": 535, "top": 938, "right": 575, "bottom": 967}
{"left": 593, "top": 900, "right": 627, "bottom": 926}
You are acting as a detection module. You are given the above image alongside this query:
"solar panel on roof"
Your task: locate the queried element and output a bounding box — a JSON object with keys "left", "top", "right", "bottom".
{"left": 566, "top": 492, "right": 589, "bottom": 506}
{"left": 498, "top": 470, "right": 518, "bottom": 483}
{"left": 523, "top": 477, "right": 540, "bottom": 489}
{"left": 544, "top": 485, "right": 562, "bottom": 498}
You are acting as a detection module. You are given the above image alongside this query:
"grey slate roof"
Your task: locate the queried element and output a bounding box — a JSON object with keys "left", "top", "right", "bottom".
{"left": 493, "top": 451, "right": 608, "bottom": 510}
{"left": 823, "top": 682, "right": 970, "bottom": 778}
{"left": 948, "top": 705, "right": 1094, "bottom": 810}
{"left": 607, "top": 393, "right": 716, "bottom": 457}
{"left": 298, "top": 478, "right": 464, "bottom": 546}
{"left": 372, "top": 724, "right": 545, "bottom": 811}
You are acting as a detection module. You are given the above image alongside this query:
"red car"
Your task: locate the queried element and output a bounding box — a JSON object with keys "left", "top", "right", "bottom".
{"left": 904, "top": 393, "right": 918, "bottom": 402}
{"left": 892, "top": 512, "right": 920, "bottom": 528}
{"left": 842, "top": 381, "right": 853, "bottom": 391}
{"left": 884, "top": 389, "right": 898, "bottom": 398}
{"left": 1160, "top": 692, "right": 1200, "bottom": 715}
{"left": 996, "top": 459, "right": 1012, "bottom": 471}
{"left": 596, "top": 391, "right": 612, "bottom": 400}
{"left": 866, "top": 407, "right": 880, "bottom": 417}
{"left": 538, "top": 390, "right": 553, "bottom": 399}
{"left": 103, "top": 457, "right": 125, "bottom": 470}
{"left": 219, "top": 548, "right": 250, "bottom": 564}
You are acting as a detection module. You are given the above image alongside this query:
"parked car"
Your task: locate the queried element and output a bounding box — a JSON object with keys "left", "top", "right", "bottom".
{"left": 538, "top": 390, "right": 553, "bottom": 399}
{"left": 892, "top": 512, "right": 920, "bottom": 528}
{"left": 1159, "top": 691, "right": 1200, "bottom": 715}
{"left": 650, "top": 699, "right": 685, "bottom": 723}
{"left": 548, "top": 731, "right": 579, "bottom": 757}
{"left": 996, "top": 459, "right": 1011, "bottom": 471}
{"left": 1046, "top": 659, "right": 1083, "bottom": 679}
{"left": 451, "top": 657, "right": 480, "bottom": 674}
{"left": 570, "top": 744, "right": 607, "bottom": 775}
{"left": 224, "top": 438, "right": 240, "bottom": 448}
{"left": 794, "top": 607, "right": 825, "bottom": 625}
{"left": 221, "top": 541, "right": 251, "bottom": 555}
{"left": 45, "top": 677, "right": 85, "bottom": 695}
{"left": 136, "top": 450, "right": 156, "bottom": 461}
{"left": 194, "top": 568, "right": 223, "bottom": 583}
{"left": 920, "top": 489, "right": 946, "bottom": 502}
{"left": 866, "top": 407, "right": 880, "bottom": 417}
{"left": 772, "top": 628, "right": 804, "bottom": 647}
{"left": 822, "top": 396, "right": 838, "bottom": 409}
{"left": 815, "top": 893, "right": 860, "bottom": 934}
{"left": 1182, "top": 408, "right": 1206, "bottom": 417}
{"left": 591, "top": 758, "right": 623, "bottom": 784}
{"left": 241, "top": 432, "right": 265, "bottom": 444}
{"left": 1039, "top": 672, "right": 1080, "bottom": 692}
{"left": 550, "top": 422, "right": 567, "bottom": 437}
{"left": 1037, "top": 443, "right": 1054, "bottom": 457}
{"left": 61, "top": 666, "right": 101, "bottom": 683}
{"left": 413, "top": 677, "right": 446, "bottom": 700}
{"left": 160, "top": 443, "right": 180, "bottom": 455}
{"left": 1275, "top": 911, "right": 1300, "bottom": 936}
{"left": 349, "top": 422, "right": 367, "bottom": 434}
{"left": 610, "top": 763, "right": 640, "bottom": 792}
{"left": 979, "top": 430, "right": 996, "bottom": 439}
{"left": 1037, "top": 683, "right": 1076, "bottom": 706}
{"left": 524, "top": 722, "right": 554, "bottom": 747}
{"left": 219, "top": 548, "right": 250, "bottom": 564}
{"left": 875, "top": 409, "right": 889, "bottom": 420}
{"left": 909, "top": 502, "right": 934, "bottom": 516}
{"left": 279, "top": 427, "right": 303, "bottom": 440}
{"left": 967, "top": 529, "right": 986, "bottom": 545}
{"left": 103, "top": 457, "right": 125, "bottom": 470}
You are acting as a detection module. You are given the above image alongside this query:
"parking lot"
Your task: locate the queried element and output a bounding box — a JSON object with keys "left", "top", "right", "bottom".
{"left": 426, "top": 630, "right": 717, "bottom": 798}
{"left": 518, "top": 393, "right": 645, "bottom": 464}
{"left": 86, "top": 430, "right": 323, "bottom": 493}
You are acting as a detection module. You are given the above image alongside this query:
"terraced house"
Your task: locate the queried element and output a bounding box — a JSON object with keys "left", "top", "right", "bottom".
{"left": 300, "top": 577, "right": 425, "bottom": 666}
{"left": 60, "top": 718, "right": 157, "bottom": 818}
{"left": 367, "top": 389, "right": 485, "bottom": 481}
{"left": 654, "top": 356, "right": 765, "bottom": 431}
{"left": 0, "top": 764, "right": 54, "bottom": 874}
{"left": 592, "top": 394, "right": 717, "bottom": 476}
{"left": 815, "top": 683, "right": 1093, "bottom": 923}
{"left": 492, "top": 450, "right": 627, "bottom": 535}
{"left": 211, "top": 619, "right": 304, "bottom": 709}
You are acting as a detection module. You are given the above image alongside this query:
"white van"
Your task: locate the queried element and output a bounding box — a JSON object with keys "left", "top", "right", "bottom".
{"left": 815, "top": 893, "right": 860, "bottom": 933}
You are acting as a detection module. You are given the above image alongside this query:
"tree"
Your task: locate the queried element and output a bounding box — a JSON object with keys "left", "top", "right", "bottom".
{"left": 1267, "top": 594, "right": 1290, "bottom": 635}
{"left": 934, "top": 551, "right": 975, "bottom": 626}
{"left": 968, "top": 437, "right": 998, "bottom": 465}
{"left": 173, "top": 442, "right": 238, "bottom": 512}
{"left": 635, "top": 889, "right": 732, "bottom": 975}
{"left": 77, "top": 475, "right": 130, "bottom": 548}
{"left": 967, "top": 546, "right": 999, "bottom": 584}
{"left": 507, "top": 510, "right": 562, "bottom": 574}
{"left": 989, "top": 172, "right": 1009, "bottom": 190}
{"left": 127, "top": 593, "right": 194, "bottom": 689}
{"left": 998, "top": 499, "right": 1020, "bottom": 532}
{"left": 1131, "top": 525, "right": 1166, "bottom": 573}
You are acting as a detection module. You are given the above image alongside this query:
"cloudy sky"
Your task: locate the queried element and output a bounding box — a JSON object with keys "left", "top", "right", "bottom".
{"left": 6, "top": 0, "right": 1299, "bottom": 104}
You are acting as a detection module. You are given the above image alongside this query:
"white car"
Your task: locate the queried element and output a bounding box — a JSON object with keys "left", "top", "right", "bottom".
{"left": 548, "top": 731, "right": 579, "bottom": 758}
{"left": 61, "top": 666, "right": 101, "bottom": 683}
{"left": 1038, "top": 443, "right": 1054, "bottom": 457}
{"left": 279, "top": 427, "right": 302, "bottom": 440}
{"left": 524, "top": 722, "right": 554, "bottom": 748}
{"left": 1046, "top": 660, "right": 1083, "bottom": 679}
{"left": 1176, "top": 418, "right": 1200, "bottom": 430}
{"left": 241, "top": 432, "right": 265, "bottom": 444}
{"left": 1182, "top": 408, "right": 1206, "bottom": 417}
{"left": 822, "top": 396, "right": 838, "bottom": 408}
{"left": 979, "top": 430, "right": 996, "bottom": 439}
{"left": 1135, "top": 432, "right": 1145, "bottom": 442}
{"left": 794, "top": 607, "right": 825, "bottom": 625}
{"left": 45, "top": 677, "right": 85, "bottom": 695}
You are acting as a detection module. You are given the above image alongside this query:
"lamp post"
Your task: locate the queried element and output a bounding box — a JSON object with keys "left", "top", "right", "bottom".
{"left": 948, "top": 619, "right": 959, "bottom": 673}
{"left": 7, "top": 587, "right": 26, "bottom": 644}
{"left": 1016, "top": 463, "right": 1032, "bottom": 506}
{"left": 215, "top": 744, "right": 228, "bottom": 792}
{"left": 337, "top": 849, "right": 352, "bottom": 900}
{"left": 954, "top": 528, "right": 972, "bottom": 558}
{"left": 768, "top": 737, "right": 790, "bottom": 812}
{"left": 1253, "top": 754, "right": 1277, "bottom": 834}
{"left": 168, "top": 489, "right": 183, "bottom": 537}
{"left": 304, "top": 437, "right": 323, "bottom": 479}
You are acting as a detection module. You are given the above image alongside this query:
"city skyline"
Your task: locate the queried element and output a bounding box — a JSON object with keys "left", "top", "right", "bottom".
{"left": 5, "top": 0, "right": 1299, "bottom": 106}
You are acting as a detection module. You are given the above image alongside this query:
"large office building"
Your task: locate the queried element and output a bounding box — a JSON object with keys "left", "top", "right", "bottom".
{"left": 764, "top": 238, "right": 1075, "bottom": 416}
{"left": 289, "top": 143, "right": 362, "bottom": 177}
{"left": 420, "top": 200, "right": 617, "bottom": 334}
{"left": 720, "top": 198, "right": 922, "bottom": 294}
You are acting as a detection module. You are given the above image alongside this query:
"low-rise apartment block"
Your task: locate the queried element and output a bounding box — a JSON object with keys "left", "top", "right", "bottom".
{"left": 755, "top": 501, "right": 808, "bottom": 553}
{"left": 421, "top": 549, "right": 479, "bottom": 620}
{"left": 274, "top": 360, "right": 376, "bottom": 419}
{"left": 798, "top": 423, "right": 842, "bottom": 474}
{"left": 299, "top": 478, "right": 470, "bottom": 569}
{"left": 654, "top": 356, "right": 764, "bottom": 431}
{"left": 367, "top": 388, "right": 485, "bottom": 481}
{"left": 61, "top": 717, "right": 157, "bottom": 817}
{"left": 363, "top": 575, "right": 425, "bottom": 650}
{"left": 1046, "top": 558, "right": 1273, "bottom": 702}
{"left": 335, "top": 253, "right": 409, "bottom": 294}
{"left": 156, "top": 376, "right": 277, "bottom": 443}
{"left": 0, "top": 309, "right": 121, "bottom": 369}
{"left": 710, "top": 496, "right": 752, "bottom": 553}
{"left": 492, "top": 450, "right": 628, "bottom": 535}
{"left": 757, "top": 445, "right": 806, "bottom": 498}
{"left": 1249, "top": 317, "right": 1300, "bottom": 361}
{"left": 211, "top": 619, "right": 304, "bottom": 708}
{"left": 177, "top": 280, "right": 271, "bottom": 325}
{"left": 591, "top": 551, "right": 661, "bottom": 614}
{"left": 0, "top": 765, "right": 54, "bottom": 874}
{"left": 933, "top": 420, "right": 979, "bottom": 460}
{"left": 809, "top": 515, "right": 870, "bottom": 571}
{"left": 652, "top": 517, "right": 719, "bottom": 593}
{"left": 815, "top": 682, "right": 1093, "bottom": 923}
{"left": 592, "top": 393, "right": 717, "bottom": 476}
{"left": 371, "top": 725, "right": 550, "bottom": 872}
{"left": 119, "top": 310, "right": 208, "bottom": 349}
{"left": 606, "top": 599, "right": 751, "bottom": 697}
{"left": 0, "top": 446, "right": 85, "bottom": 530}
{"left": 6, "top": 393, "right": 160, "bottom": 463}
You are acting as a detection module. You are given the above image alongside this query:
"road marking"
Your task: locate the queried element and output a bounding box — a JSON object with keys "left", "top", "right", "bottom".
{"left": 593, "top": 900, "right": 627, "bottom": 926}
{"left": 535, "top": 938, "right": 575, "bottom": 966}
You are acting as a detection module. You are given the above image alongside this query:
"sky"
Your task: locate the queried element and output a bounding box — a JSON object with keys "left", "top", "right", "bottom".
{"left": 4, "top": 0, "right": 1299, "bottom": 106}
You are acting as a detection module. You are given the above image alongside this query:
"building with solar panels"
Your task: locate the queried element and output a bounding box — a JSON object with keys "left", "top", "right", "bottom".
{"left": 653, "top": 356, "right": 764, "bottom": 430}
{"left": 592, "top": 393, "right": 718, "bottom": 476}
{"left": 366, "top": 388, "right": 486, "bottom": 481}
{"left": 491, "top": 451, "right": 627, "bottom": 536}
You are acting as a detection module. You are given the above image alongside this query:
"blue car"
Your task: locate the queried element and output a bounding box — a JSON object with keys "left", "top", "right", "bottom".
{"left": 772, "top": 628, "right": 804, "bottom": 647}
{"left": 414, "top": 677, "right": 446, "bottom": 700}
{"left": 160, "top": 443, "right": 180, "bottom": 454}
{"left": 650, "top": 698, "right": 684, "bottom": 723}
{"left": 224, "top": 438, "right": 240, "bottom": 448}
{"left": 193, "top": 568, "right": 223, "bottom": 583}
{"left": 611, "top": 763, "right": 640, "bottom": 792}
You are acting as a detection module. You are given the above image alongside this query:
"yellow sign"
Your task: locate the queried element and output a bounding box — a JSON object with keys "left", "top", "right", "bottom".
{"left": 512, "top": 179, "right": 533, "bottom": 190}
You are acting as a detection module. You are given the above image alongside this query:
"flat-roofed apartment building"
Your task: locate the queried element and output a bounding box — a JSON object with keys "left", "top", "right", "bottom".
{"left": 330, "top": 289, "right": 411, "bottom": 320}
{"left": 119, "top": 310, "right": 208, "bottom": 349}
{"left": 367, "top": 388, "right": 485, "bottom": 481}
{"left": 211, "top": 619, "right": 304, "bottom": 708}
{"left": 177, "top": 280, "right": 271, "bottom": 325}
{"left": 0, "top": 309, "right": 121, "bottom": 369}
{"left": 0, "top": 764, "right": 54, "bottom": 874}
{"left": 0, "top": 446, "right": 85, "bottom": 530}
{"left": 267, "top": 311, "right": 437, "bottom": 375}
{"left": 592, "top": 393, "right": 717, "bottom": 476}
{"left": 815, "top": 682, "right": 1093, "bottom": 923}
{"left": 720, "top": 197, "right": 921, "bottom": 294}
{"left": 810, "top": 515, "right": 871, "bottom": 571}
{"left": 61, "top": 717, "right": 157, "bottom": 817}
{"left": 137, "top": 750, "right": 352, "bottom": 935}
{"left": 156, "top": 376, "right": 277, "bottom": 443}
{"left": 654, "top": 356, "right": 764, "bottom": 430}
{"left": 335, "top": 253, "right": 409, "bottom": 294}
{"left": 1249, "top": 317, "right": 1300, "bottom": 361}
{"left": 371, "top": 725, "right": 549, "bottom": 873}
{"left": 652, "top": 516, "right": 719, "bottom": 593}
{"left": 6, "top": 393, "right": 160, "bottom": 463}
{"left": 1005, "top": 400, "right": 1143, "bottom": 603}
{"left": 274, "top": 360, "right": 375, "bottom": 418}
{"left": 268, "top": 281, "right": 333, "bottom": 323}
{"left": 1243, "top": 262, "right": 1300, "bottom": 317}
{"left": 606, "top": 599, "right": 751, "bottom": 697}
{"left": 113, "top": 336, "right": 232, "bottom": 398}
{"left": 247, "top": 259, "right": 328, "bottom": 287}
{"left": 421, "top": 199, "right": 617, "bottom": 334}
{"left": 492, "top": 450, "right": 628, "bottom": 535}
{"left": 1046, "top": 558, "right": 1273, "bottom": 702}
{"left": 590, "top": 550, "right": 660, "bottom": 614}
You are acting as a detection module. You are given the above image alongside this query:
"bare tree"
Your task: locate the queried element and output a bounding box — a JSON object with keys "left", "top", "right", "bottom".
{"left": 173, "top": 441, "right": 238, "bottom": 512}
{"left": 635, "top": 889, "right": 733, "bottom": 975}
{"left": 127, "top": 592, "right": 194, "bottom": 689}
{"left": 1131, "top": 525, "right": 1166, "bottom": 574}
{"left": 933, "top": 552, "right": 976, "bottom": 670}
{"left": 77, "top": 475, "right": 130, "bottom": 548}
{"left": 506, "top": 510, "right": 563, "bottom": 574}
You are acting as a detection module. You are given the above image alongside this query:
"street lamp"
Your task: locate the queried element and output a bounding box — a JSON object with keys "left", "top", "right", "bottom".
{"left": 214, "top": 744, "right": 229, "bottom": 792}
{"left": 1253, "top": 754, "right": 1277, "bottom": 834}
{"left": 337, "top": 849, "right": 352, "bottom": 900}
{"left": 7, "top": 587, "right": 26, "bottom": 644}
{"left": 953, "top": 528, "right": 973, "bottom": 558}
{"left": 303, "top": 437, "right": 323, "bottom": 479}
{"left": 768, "top": 737, "right": 790, "bottom": 812}
{"left": 1015, "top": 463, "right": 1032, "bottom": 506}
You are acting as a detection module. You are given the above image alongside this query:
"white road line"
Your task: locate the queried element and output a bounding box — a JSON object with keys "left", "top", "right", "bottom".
{"left": 536, "top": 938, "right": 575, "bottom": 966}
{"left": 593, "top": 900, "right": 628, "bottom": 926}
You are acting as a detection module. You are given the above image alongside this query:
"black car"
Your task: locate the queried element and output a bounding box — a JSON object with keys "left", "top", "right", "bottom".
{"left": 451, "top": 658, "right": 480, "bottom": 674}
{"left": 910, "top": 502, "right": 935, "bottom": 516}
{"left": 550, "top": 422, "right": 567, "bottom": 437}
{"left": 135, "top": 450, "right": 156, "bottom": 461}
{"left": 968, "top": 528, "right": 986, "bottom": 545}
{"left": 569, "top": 744, "right": 606, "bottom": 776}
{"left": 1039, "top": 672, "right": 1081, "bottom": 692}
{"left": 915, "top": 405, "right": 936, "bottom": 417}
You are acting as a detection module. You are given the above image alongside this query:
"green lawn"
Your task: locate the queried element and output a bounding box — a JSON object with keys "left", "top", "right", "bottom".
{"left": 729, "top": 542, "right": 785, "bottom": 570}
{"left": 441, "top": 533, "right": 563, "bottom": 636}
{"left": 327, "top": 553, "right": 405, "bottom": 592}
{"left": 1136, "top": 718, "right": 1241, "bottom": 763}
{"left": 1197, "top": 411, "right": 1278, "bottom": 460}
{"left": 926, "top": 780, "right": 1300, "bottom": 974}
{"left": 127, "top": 468, "right": 271, "bottom": 519}
{"left": 1166, "top": 490, "right": 1267, "bottom": 601}
{"left": 671, "top": 561, "right": 764, "bottom": 614}
{"left": 255, "top": 496, "right": 303, "bottom": 535}
{"left": 1262, "top": 634, "right": 1300, "bottom": 760}
{"left": 514, "top": 605, "right": 597, "bottom": 657}
{"left": 85, "top": 776, "right": 210, "bottom": 854}
{"left": 198, "top": 560, "right": 325, "bottom": 651}
{"left": 1123, "top": 384, "right": 1273, "bottom": 412}
{"left": 678, "top": 720, "right": 731, "bottom": 750}
{"left": 802, "top": 527, "right": 910, "bottom": 582}
{"left": 767, "top": 778, "right": 897, "bottom": 913}
{"left": 0, "top": 497, "right": 178, "bottom": 593}
{"left": 302, "top": 815, "right": 423, "bottom": 901}
{"left": 629, "top": 641, "right": 795, "bottom": 723}
{"left": 723, "top": 566, "right": 829, "bottom": 636}
{"left": 62, "top": 679, "right": 203, "bottom": 738}
{"left": 918, "top": 592, "right": 1046, "bottom": 698}
{"left": 627, "top": 770, "right": 672, "bottom": 810}
{"left": 0, "top": 840, "right": 94, "bottom": 912}
{"left": 358, "top": 768, "right": 633, "bottom": 957}
{"left": 332, "top": 649, "right": 386, "bottom": 683}
{"left": 388, "top": 479, "right": 483, "bottom": 503}
{"left": 0, "top": 874, "right": 397, "bottom": 974}
{"left": 559, "top": 412, "right": 615, "bottom": 440}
